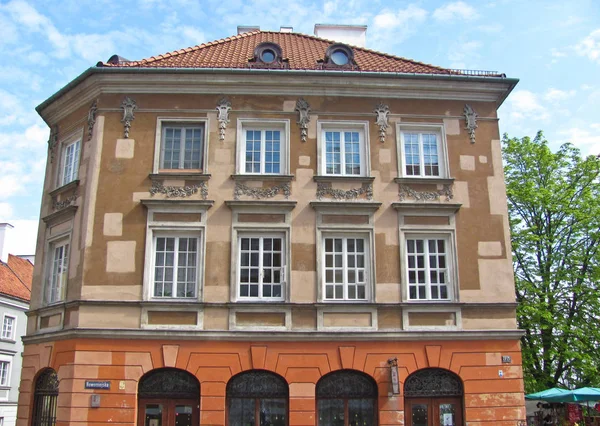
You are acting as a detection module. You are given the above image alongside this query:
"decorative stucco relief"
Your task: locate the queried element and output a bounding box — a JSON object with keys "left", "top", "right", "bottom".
{"left": 295, "top": 98, "right": 311, "bottom": 142}
{"left": 150, "top": 181, "right": 207, "bottom": 199}
{"left": 87, "top": 100, "right": 98, "bottom": 141}
{"left": 47, "top": 125, "right": 59, "bottom": 163}
{"left": 374, "top": 102, "right": 390, "bottom": 143}
{"left": 463, "top": 104, "right": 478, "bottom": 144}
{"left": 234, "top": 182, "right": 290, "bottom": 200}
{"left": 316, "top": 182, "right": 373, "bottom": 201}
{"left": 120, "top": 97, "right": 137, "bottom": 139}
{"left": 398, "top": 184, "right": 453, "bottom": 202}
{"left": 216, "top": 97, "right": 232, "bottom": 141}
{"left": 52, "top": 193, "right": 77, "bottom": 211}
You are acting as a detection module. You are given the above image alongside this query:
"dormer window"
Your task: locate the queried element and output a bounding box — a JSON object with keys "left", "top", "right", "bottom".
{"left": 250, "top": 42, "right": 288, "bottom": 68}
{"left": 322, "top": 43, "right": 358, "bottom": 70}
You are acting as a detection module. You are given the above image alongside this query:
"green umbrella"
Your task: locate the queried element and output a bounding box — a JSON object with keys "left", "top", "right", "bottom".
{"left": 525, "top": 387, "right": 571, "bottom": 400}
{"left": 544, "top": 387, "right": 600, "bottom": 403}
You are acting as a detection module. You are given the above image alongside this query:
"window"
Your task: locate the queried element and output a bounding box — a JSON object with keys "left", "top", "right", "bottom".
{"left": 323, "top": 236, "right": 369, "bottom": 301}
{"left": 236, "top": 119, "right": 289, "bottom": 175}
{"left": 160, "top": 124, "right": 204, "bottom": 170}
{"left": 238, "top": 235, "right": 285, "bottom": 300}
{"left": 323, "top": 43, "right": 357, "bottom": 69}
{"left": 1, "top": 316, "right": 14, "bottom": 340}
{"left": 398, "top": 125, "right": 447, "bottom": 178}
{"left": 227, "top": 371, "right": 288, "bottom": 426}
{"left": 152, "top": 235, "right": 200, "bottom": 299}
{"left": 0, "top": 361, "right": 8, "bottom": 386}
{"left": 31, "top": 369, "right": 59, "bottom": 426}
{"left": 316, "top": 370, "right": 377, "bottom": 426}
{"left": 406, "top": 237, "right": 451, "bottom": 301}
{"left": 318, "top": 122, "right": 369, "bottom": 177}
{"left": 60, "top": 139, "right": 80, "bottom": 186}
{"left": 47, "top": 241, "right": 69, "bottom": 304}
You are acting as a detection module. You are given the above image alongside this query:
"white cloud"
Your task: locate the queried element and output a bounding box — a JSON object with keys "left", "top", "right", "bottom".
{"left": 371, "top": 5, "right": 428, "bottom": 45}
{"left": 476, "top": 23, "right": 502, "bottom": 33}
{"left": 559, "top": 127, "right": 600, "bottom": 155}
{"left": 575, "top": 28, "right": 600, "bottom": 63}
{"left": 0, "top": 219, "right": 39, "bottom": 256}
{"left": 0, "top": 175, "right": 25, "bottom": 200}
{"left": 0, "top": 203, "right": 14, "bottom": 219}
{"left": 507, "top": 90, "right": 549, "bottom": 121}
{"left": 543, "top": 88, "right": 576, "bottom": 103}
{"left": 448, "top": 40, "right": 482, "bottom": 69}
{"left": 433, "top": 1, "right": 479, "bottom": 22}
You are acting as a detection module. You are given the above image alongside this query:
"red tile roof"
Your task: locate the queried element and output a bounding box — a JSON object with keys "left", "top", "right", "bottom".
{"left": 0, "top": 255, "right": 32, "bottom": 303}
{"left": 100, "top": 30, "right": 458, "bottom": 75}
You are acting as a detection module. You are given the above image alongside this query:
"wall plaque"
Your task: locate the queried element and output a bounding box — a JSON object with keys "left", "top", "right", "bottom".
{"left": 502, "top": 355, "right": 512, "bottom": 363}
{"left": 388, "top": 358, "right": 400, "bottom": 395}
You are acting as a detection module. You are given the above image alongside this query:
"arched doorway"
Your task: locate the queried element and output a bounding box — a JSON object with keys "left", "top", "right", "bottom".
{"left": 31, "top": 368, "right": 59, "bottom": 426}
{"left": 137, "top": 368, "right": 200, "bottom": 426}
{"left": 404, "top": 368, "right": 463, "bottom": 426}
{"left": 316, "top": 370, "right": 378, "bottom": 426}
{"left": 226, "top": 370, "right": 288, "bottom": 426}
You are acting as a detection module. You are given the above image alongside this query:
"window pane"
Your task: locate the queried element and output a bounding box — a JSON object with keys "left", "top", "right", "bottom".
{"left": 260, "top": 399, "right": 287, "bottom": 426}
{"left": 349, "top": 398, "right": 375, "bottom": 426}
{"left": 318, "top": 399, "right": 345, "bottom": 426}
{"left": 228, "top": 398, "right": 254, "bottom": 426}
{"left": 245, "top": 130, "right": 262, "bottom": 173}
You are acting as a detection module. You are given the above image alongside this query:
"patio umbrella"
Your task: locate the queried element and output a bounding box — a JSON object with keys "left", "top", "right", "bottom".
{"left": 544, "top": 387, "right": 600, "bottom": 403}
{"left": 525, "top": 387, "right": 571, "bottom": 400}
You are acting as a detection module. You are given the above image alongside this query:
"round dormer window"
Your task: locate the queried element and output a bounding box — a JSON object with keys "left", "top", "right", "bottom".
{"left": 330, "top": 49, "right": 349, "bottom": 66}
{"left": 260, "top": 49, "right": 276, "bottom": 63}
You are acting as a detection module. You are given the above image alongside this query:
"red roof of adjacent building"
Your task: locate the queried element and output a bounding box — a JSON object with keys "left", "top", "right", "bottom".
{"left": 0, "top": 255, "right": 32, "bottom": 303}
{"left": 99, "top": 30, "right": 459, "bottom": 75}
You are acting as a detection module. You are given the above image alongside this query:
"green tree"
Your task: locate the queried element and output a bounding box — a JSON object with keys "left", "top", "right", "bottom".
{"left": 503, "top": 131, "right": 600, "bottom": 393}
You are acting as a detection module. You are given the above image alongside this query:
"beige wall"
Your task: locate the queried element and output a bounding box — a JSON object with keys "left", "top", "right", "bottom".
{"left": 29, "top": 92, "right": 516, "bottom": 333}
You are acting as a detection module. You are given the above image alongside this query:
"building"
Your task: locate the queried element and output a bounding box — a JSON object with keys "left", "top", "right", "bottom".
{"left": 19, "top": 25, "right": 523, "bottom": 426}
{"left": 0, "top": 224, "right": 32, "bottom": 426}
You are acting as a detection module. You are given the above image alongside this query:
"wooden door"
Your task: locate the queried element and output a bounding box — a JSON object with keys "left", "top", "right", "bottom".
{"left": 138, "top": 399, "right": 199, "bottom": 426}
{"left": 405, "top": 397, "right": 463, "bottom": 426}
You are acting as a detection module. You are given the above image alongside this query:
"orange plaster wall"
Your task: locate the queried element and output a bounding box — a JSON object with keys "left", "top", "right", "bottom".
{"left": 18, "top": 338, "right": 525, "bottom": 426}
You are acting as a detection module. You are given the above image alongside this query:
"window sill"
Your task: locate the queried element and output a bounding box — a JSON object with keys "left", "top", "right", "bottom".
{"left": 394, "top": 177, "right": 454, "bottom": 185}
{"left": 42, "top": 205, "right": 78, "bottom": 224}
{"left": 231, "top": 174, "right": 294, "bottom": 182}
{"left": 149, "top": 173, "right": 211, "bottom": 182}
{"left": 314, "top": 175, "right": 375, "bottom": 183}
{"left": 48, "top": 179, "right": 79, "bottom": 197}
{"left": 0, "top": 338, "right": 15, "bottom": 344}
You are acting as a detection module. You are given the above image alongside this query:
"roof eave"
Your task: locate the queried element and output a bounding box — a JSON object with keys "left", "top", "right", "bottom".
{"left": 37, "top": 66, "right": 519, "bottom": 121}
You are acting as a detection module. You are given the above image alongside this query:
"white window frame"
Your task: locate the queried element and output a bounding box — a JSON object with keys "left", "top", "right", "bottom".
{"left": 317, "top": 121, "right": 370, "bottom": 177}
{"left": 1, "top": 315, "right": 15, "bottom": 341}
{"left": 0, "top": 360, "right": 10, "bottom": 387}
{"left": 321, "top": 234, "right": 370, "bottom": 301}
{"left": 397, "top": 123, "right": 449, "bottom": 179}
{"left": 236, "top": 118, "right": 290, "bottom": 175}
{"left": 153, "top": 117, "right": 209, "bottom": 173}
{"left": 403, "top": 233, "right": 454, "bottom": 301}
{"left": 45, "top": 236, "right": 70, "bottom": 305}
{"left": 150, "top": 233, "right": 202, "bottom": 299}
{"left": 235, "top": 232, "right": 286, "bottom": 302}
{"left": 56, "top": 130, "right": 83, "bottom": 188}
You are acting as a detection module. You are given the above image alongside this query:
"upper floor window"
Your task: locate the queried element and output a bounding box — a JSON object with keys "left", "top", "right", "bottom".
{"left": 236, "top": 119, "right": 289, "bottom": 175}
{"left": 47, "top": 240, "right": 69, "bottom": 304}
{"left": 60, "top": 139, "right": 80, "bottom": 186}
{"left": 318, "top": 121, "right": 370, "bottom": 177}
{"left": 153, "top": 118, "right": 208, "bottom": 173}
{"left": 1, "top": 316, "right": 15, "bottom": 340}
{"left": 398, "top": 124, "right": 448, "bottom": 178}
{"left": 405, "top": 235, "right": 452, "bottom": 301}
{"left": 237, "top": 234, "right": 286, "bottom": 301}
{"left": 152, "top": 235, "right": 200, "bottom": 299}
{"left": 322, "top": 235, "right": 370, "bottom": 301}
{"left": 322, "top": 43, "right": 358, "bottom": 70}
{"left": 0, "top": 361, "right": 9, "bottom": 386}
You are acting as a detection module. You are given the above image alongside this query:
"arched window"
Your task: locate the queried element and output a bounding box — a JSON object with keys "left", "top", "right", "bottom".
{"left": 227, "top": 370, "right": 288, "bottom": 426}
{"left": 31, "top": 369, "right": 59, "bottom": 426}
{"left": 322, "top": 44, "right": 358, "bottom": 70}
{"left": 404, "top": 368, "right": 463, "bottom": 426}
{"left": 137, "top": 368, "right": 200, "bottom": 426}
{"left": 316, "top": 370, "right": 378, "bottom": 426}
{"left": 249, "top": 43, "right": 288, "bottom": 68}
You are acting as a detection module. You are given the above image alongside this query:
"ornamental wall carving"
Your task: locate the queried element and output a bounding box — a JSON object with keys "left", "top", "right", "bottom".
{"left": 234, "top": 182, "right": 290, "bottom": 200}
{"left": 316, "top": 182, "right": 373, "bottom": 201}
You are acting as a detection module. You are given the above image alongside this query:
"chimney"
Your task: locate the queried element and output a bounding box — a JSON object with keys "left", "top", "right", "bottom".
{"left": 280, "top": 26, "right": 293, "bottom": 33}
{"left": 314, "top": 24, "right": 367, "bottom": 47}
{"left": 237, "top": 25, "right": 260, "bottom": 35}
{"left": 0, "top": 223, "right": 14, "bottom": 263}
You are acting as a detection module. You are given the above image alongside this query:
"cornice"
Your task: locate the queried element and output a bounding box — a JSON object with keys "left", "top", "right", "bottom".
{"left": 36, "top": 69, "right": 517, "bottom": 126}
{"left": 22, "top": 327, "right": 524, "bottom": 344}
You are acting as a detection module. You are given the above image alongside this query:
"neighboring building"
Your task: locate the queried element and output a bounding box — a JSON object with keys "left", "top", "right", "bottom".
{"left": 19, "top": 26, "right": 524, "bottom": 426}
{"left": 0, "top": 224, "right": 32, "bottom": 426}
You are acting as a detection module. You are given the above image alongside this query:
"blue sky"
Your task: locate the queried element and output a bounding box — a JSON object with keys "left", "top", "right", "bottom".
{"left": 0, "top": 0, "right": 599, "bottom": 255}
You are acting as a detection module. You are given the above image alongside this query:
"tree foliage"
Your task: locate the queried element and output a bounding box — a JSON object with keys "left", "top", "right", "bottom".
{"left": 503, "top": 131, "right": 600, "bottom": 393}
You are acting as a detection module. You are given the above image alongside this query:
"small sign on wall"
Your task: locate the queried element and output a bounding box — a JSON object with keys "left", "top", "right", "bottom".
{"left": 388, "top": 358, "right": 400, "bottom": 395}
{"left": 85, "top": 381, "right": 111, "bottom": 390}
{"left": 502, "top": 355, "right": 512, "bottom": 364}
